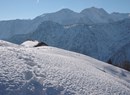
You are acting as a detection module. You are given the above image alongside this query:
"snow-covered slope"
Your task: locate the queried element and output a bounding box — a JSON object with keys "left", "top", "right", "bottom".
{"left": 0, "top": 40, "right": 130, "bottom": 95}
{"left": 21, "top": 40, "right": 40, "bottom": 47}
{"left": 0, "top": 40, "right": 18, "bottom": 47}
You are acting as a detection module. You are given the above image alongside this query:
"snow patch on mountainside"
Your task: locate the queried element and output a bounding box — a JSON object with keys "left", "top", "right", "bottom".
{"left": 0, "top": 40, "right": 130, "bottom": 95}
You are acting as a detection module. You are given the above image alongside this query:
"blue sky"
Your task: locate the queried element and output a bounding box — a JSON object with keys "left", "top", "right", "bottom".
{"left": 0, "top": 0, "right": 130, "bottom": 20}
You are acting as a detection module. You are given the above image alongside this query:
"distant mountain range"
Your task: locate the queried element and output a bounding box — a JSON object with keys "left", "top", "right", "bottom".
{"left": 0, "top": 7, "right": 130, "bottom": 39}
{"left": 0, "top": 7, "right": 130, "bottom": 71}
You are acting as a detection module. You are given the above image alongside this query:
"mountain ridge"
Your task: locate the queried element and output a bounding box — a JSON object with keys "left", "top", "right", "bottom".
{"left": 7, "top": 18, "right": 130, "bottom": 71}
{"left": 0, "top": 7, "right": 130, "bottom": 39}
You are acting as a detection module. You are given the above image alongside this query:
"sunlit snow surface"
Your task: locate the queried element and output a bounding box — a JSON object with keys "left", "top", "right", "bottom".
{"left": 21, "top": 40, "right": 39, "bottom": 47}
{"left": 0, "top": 40, "right": 130, "bottom": 95}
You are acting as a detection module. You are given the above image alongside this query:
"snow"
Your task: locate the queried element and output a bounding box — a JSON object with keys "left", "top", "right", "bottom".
{"left": 64, "top": 24, "right": 79, "bottom": 29}
{"left": 0, "top": 40, "right": 130, "bottom": 95}
{"left": 21, "top": 40, "right": 39, "bottom": 47}
{"left": 0, "top": 40, "right": 18, "bottom": 47}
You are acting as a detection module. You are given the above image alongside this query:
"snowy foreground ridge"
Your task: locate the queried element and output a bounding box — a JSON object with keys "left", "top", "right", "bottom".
{"left": 0, "top": 40, "right": 130, "bottom": 95}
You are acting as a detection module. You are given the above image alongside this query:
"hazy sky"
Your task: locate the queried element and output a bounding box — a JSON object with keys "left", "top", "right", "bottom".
{"left": 0, "top": 0, "right": 130, "bottom": 20}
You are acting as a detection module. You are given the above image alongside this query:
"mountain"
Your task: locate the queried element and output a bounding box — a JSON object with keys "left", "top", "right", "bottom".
{"left": 8, "top": 19, "right": 130, "bottom": 69}
{"left": 0, "top": 7, "right": 130, "bottom": 39}
{"left": 7, "top": 21, "right": 102, "bottom": 58}
{"left": 0, "top": 19, "right": 30, "bottom": 39}
{"left": 80, "top": 7, "right": 113, "bottom": 23}
{"left": 108, "top": 43, "right": 130, "bottom": 71}
{"left": 0, "top": 40, "right": 130, "bottom": 95}
{"left": 38, "top": 8, "right": 93, "bottom": 25}
{"left": 110, "top": 12, "right": 130, "bottom": 21}
{"left": 0, "top": 19, "right": 42, "bottom": 39}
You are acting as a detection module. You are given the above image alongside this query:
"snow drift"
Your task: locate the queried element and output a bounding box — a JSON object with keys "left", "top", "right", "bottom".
{"left": 21, "top": 40, "right": 48, "bottom": 47}
{"left": 0, "top": 40, "right": 130, "bottom": 95}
